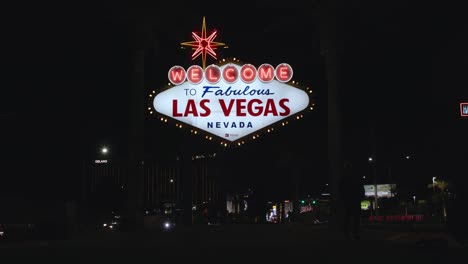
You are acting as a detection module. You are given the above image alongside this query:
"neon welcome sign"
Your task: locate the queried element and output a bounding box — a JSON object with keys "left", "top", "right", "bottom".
{"left": 149, "top": 17, "right": 314, "bottom": 146}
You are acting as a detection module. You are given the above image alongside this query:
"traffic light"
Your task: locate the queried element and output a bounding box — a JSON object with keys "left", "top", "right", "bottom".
{"left": 300, "top": 200, "right": 305, "bottom": 204}
{"left": 312, "top": 200, "right": 317, "bottom": 205}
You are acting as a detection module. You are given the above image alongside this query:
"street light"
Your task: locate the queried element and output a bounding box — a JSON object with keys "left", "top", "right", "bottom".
{"left": 101, "top": 147, "right": 109, "bottom": 155}
{"left": 94, "top": 146, "right": 110, "bottom": 164}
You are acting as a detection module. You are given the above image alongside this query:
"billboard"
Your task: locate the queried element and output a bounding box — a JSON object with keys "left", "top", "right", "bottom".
{"left": 364, "top": 184, "right": 396, "bottom": 198}
{"left": 153, "top": 63, "right": 310, "bottom": 143}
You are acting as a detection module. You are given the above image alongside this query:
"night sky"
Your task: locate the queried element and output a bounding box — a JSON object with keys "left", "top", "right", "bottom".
{"left": 2, "top": 1, "right": 467, "bottom": 201}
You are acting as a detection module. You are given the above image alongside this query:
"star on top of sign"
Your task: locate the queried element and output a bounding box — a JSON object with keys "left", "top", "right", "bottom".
{"left": 180, "top": 16, "right": 226, "bottom": 69}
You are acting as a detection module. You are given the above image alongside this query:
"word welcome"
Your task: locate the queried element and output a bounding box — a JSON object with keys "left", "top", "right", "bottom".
{"left": 168, "top": 63, "right": 293, "bottom": 85}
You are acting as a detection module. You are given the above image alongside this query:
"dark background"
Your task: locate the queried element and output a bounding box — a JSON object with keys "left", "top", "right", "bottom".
{"left": 2, "top": 1, "right": 467, "bottom": 202}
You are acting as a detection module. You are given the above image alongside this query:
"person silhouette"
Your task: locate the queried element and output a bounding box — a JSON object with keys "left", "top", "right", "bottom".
{"left": 339, "top": 161, "right": 365, "bottom": 239}
{"left": 287, "top": 210, "right": 293, "bottom": 223}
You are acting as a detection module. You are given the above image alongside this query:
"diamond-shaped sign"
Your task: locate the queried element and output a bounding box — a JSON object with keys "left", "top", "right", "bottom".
{"left": 153, "top": 63, "right": 310, "bottom": 142}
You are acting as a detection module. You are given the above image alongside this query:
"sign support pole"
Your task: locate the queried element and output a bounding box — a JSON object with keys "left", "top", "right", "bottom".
{"left": 320, "top": 0, "right": 345, "bottom": 232}
{"left": 124, "top": 21, "right": 150, "bottom": 230}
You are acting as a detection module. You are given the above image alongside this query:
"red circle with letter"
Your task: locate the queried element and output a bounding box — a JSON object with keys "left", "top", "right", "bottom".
{"left": 168, "top": 65, "right": 186, "bottom": 85}
{"left": 257, "top": 64, "right": 275, "bottom": 83}
{"left": 187, "top": 65, "right": 204, "bottom": 85}
{"left": 240, "top": 64, "right": 257, "bottom": 83}
{"left": 275, "top": 63, "right": 293, "bottom": 83}
{"left": 222, "top": 64, "right": 239, "bottom": 84}
{"left": 205, "top": 64, "right": 221, "bottom": 84}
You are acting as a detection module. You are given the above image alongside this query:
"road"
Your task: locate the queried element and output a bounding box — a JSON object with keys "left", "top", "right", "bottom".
{"left": 1, "top": 224, "right": 466, "bottom": 263}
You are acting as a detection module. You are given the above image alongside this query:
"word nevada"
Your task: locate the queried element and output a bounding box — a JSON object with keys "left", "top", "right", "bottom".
{"left": 154, "top": 63, "right": 309, "bottom": 142}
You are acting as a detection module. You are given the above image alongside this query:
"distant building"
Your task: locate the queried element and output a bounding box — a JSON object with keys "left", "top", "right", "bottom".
{"left": 81, "top": 155, "right": 224, "bottom": 220}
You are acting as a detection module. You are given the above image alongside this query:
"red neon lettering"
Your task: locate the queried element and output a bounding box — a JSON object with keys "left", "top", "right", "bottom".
{"left": 276, "top": 63, "right": 293, "bottom": 82}
{"left": 205, "top": 65, "right": 221, "bottom": 84}
{"left": 240, "top": 64, "right": 256, "bottom": 83}
{"left": 168, "top": 66, "right": 186, "bottom": 85}
{"left": 258, "top": 64, "right": 274, "bottom": 82}
{"left": 187, "top": 65, "right": 203, "bottom": 84}
{"left": 167, "top": 63, "right": 295, "bottom": 84}
{"left": 223, "top": 65, "right": 238, "bottom": 83}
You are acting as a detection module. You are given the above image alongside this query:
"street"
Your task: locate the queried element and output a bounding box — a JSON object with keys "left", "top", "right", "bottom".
{"left": 1, "top": 224, "right": 466, "bottom": 263}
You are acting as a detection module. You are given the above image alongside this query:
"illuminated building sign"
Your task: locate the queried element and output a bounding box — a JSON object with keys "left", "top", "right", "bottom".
{"left": 299, "top": 205, "right": 313, "bottom": 213}
{"left": 149, "top": 17, "right": 314, "bottom": 146}
{"left": 361, "top": 200, "right": 371, "bottom": 210}
{"left": 461, "top": 103, "right": 468, "bottom": 117}
{"left": 364, "top": 184, "right": 396, "bottom": 198}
